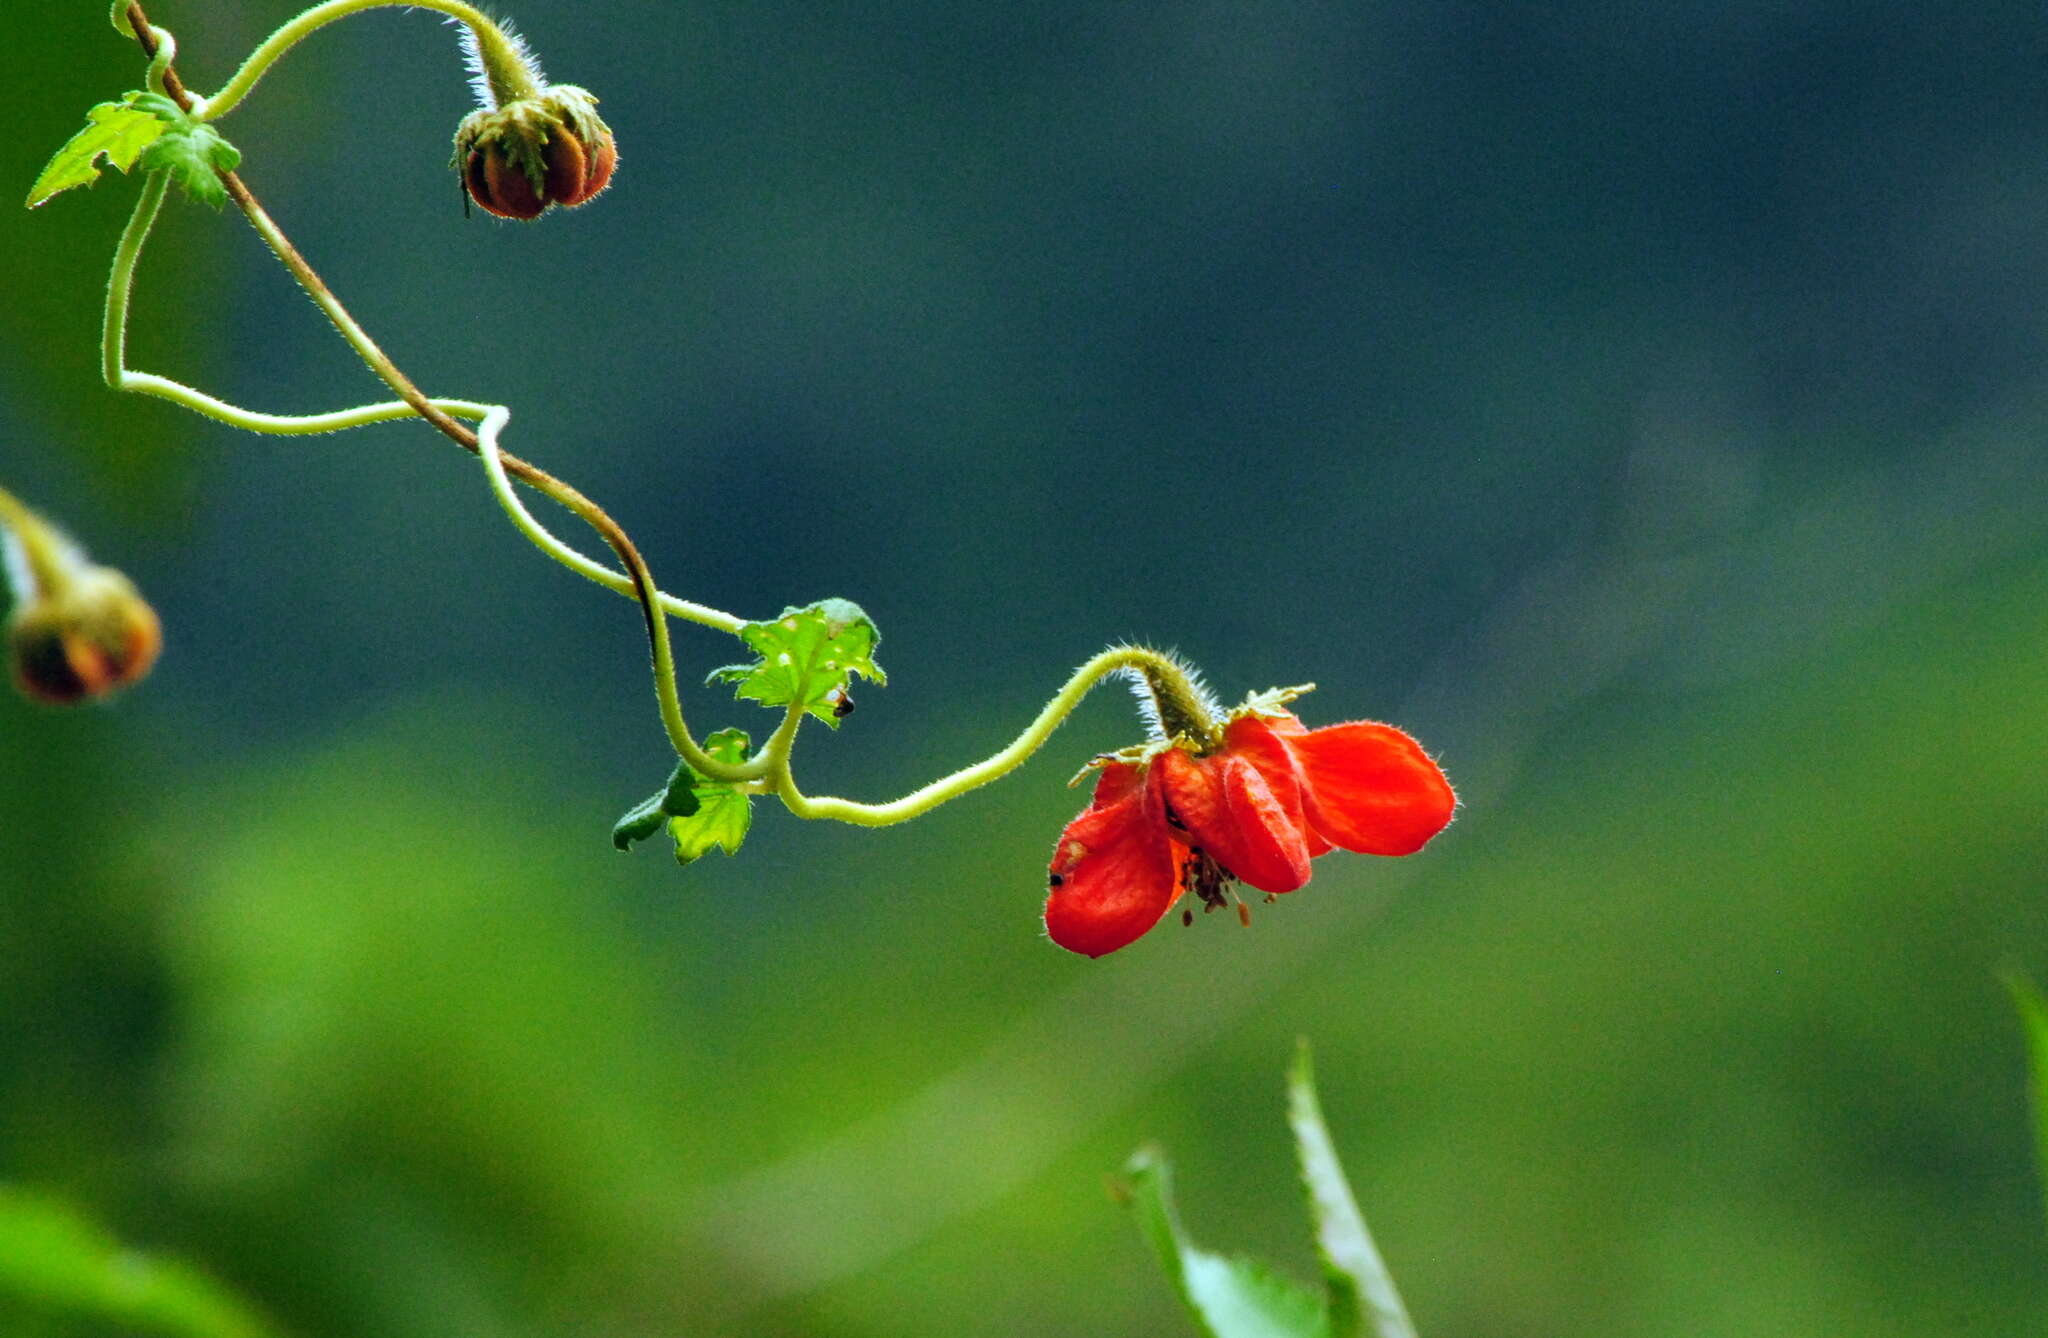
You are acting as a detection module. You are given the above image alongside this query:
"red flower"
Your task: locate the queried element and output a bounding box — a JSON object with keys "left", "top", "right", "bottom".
{"left": 1043, "top": 708, "right": 1453, "bottom": 957}
{"left": 454, "top": 87, "right": 617, "bottom": 221}
{"left": 6, "top": 564, "right": 161, "bottom": 705}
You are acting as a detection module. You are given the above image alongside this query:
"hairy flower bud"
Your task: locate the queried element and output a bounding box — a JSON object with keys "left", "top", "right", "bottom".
{"left": 455, "top": 86, "right": 616, "bottom": 220}
{"left": 6, "top": 562, "right": 160, "bottom": 705}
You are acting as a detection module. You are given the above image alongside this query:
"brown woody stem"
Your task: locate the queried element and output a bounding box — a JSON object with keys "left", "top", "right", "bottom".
{"left": 122, "top": 1, "right": 672, "bottom": 702}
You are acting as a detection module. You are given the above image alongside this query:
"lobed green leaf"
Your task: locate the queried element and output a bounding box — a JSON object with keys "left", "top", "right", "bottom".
{"left": 613, "top": 730, "right": 753, "bottom": 864}
{"left": 27, "top": 91, "right": 241, "bottom": 211}
{"left": 709, "top": 597, "right": 885, "bottom": 729}
{"left": 137, "top": 117, "right": 241, "bottom": 210}
{"left": 611, "top": 761, "right": 703, "bottom": 851}
{"left": 26, "top": 99, "right": 167, "bottom": 207}
{"left": 666, "top": 728, "right": 754, "bottom": 863}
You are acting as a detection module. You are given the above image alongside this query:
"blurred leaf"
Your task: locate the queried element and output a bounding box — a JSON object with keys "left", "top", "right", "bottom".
{"left": 612, "top": 759, "right": 703, "bottom": 851}
{"left": 25, "top": 97, "right": 166, "bottom": 206}
{"left": 708, "top": 598, "right": 885, "bottom": 729}
{"left": 2005, "top": 973, "right": 2048, "bottom": 1235}
{"left": 1116, "top": 1146, "right": 1329, "bottom": 1338}
{"left": 1287, "top": 1040, "right": 1416, "bottom": 1338}
{"left": 0, "top": 1187, "right": 280, "bottom": 1338}
{"left": 666, "top": 727, "right": 753, "bottom": 864}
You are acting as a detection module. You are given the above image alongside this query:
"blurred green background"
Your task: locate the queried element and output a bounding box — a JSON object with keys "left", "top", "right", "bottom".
{"left": 5, "top": 1, "right": 2048, "bottom": 1334}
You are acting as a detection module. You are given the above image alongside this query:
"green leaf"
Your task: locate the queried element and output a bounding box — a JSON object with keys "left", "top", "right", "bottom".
{"left": 708, "top": 597, "right": 885, "bottom": 729}
{"left": 1116, "top": 1146, "right": 1329, "bottom": 1338}
{"left": 25, "top": 99, "right": 168, "bottom": 207}
{"left": 0, "top": 1187, "right": 281, "bottom": 1338}
{"left": 611, "top": 760, "right": 703, "bottom": 851}
{"left": 2005, "top": 973, "right": 2048, "bottom": 1236}
{"left": 136, "top": 106, "right": 241, "bottom": 210}
{"left": 667, "top": 728, "right": 753, "bottom": 863}
{"left": 26, "top": 92, "right": 241, "bottom": 211}
{"left": 1287, "top": 1041, "right": 1415, "bottom": 1338}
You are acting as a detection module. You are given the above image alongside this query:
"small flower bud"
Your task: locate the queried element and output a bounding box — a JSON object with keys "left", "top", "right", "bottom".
{"left": 6, "top": 563, "right": 160, "bottom": 705}
{"left": 454, "top": 86, "right": 616, "bottom": 221}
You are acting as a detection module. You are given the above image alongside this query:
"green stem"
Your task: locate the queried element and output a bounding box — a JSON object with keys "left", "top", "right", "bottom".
{"left": 474, "top": 406, "right": 757, "bottom": 783}
{"left": 111, "top": 5, "right": 1213, "bottom": 826}
{"left": 224, "top": 178, "right": 734, "bottom": 774}
{"left": 142, "top": 22, "right": 176, "bottom": 96}
{"left": 112, "top": 5, "right": 739, "bottom": 779}
{"left": 199, "top": 0, "right": 537, "bottom": 122}
{"left": 773, "top": 646, "right": 1191, "bottom": 826}
{"left": 0, "top": 485, "right": 73, "bottom": 599}
{"left": 101, "top": 168, "right": 164, "bottom": 392}
{"left": 97, "top": 152, "right": 741, "bottom": 633}
{"left": 1133, "top": 651, "right": 1221, "bottom": 747}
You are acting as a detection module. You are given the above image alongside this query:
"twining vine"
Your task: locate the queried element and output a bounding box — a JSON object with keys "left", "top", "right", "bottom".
{"left": 8, "top": 0, "right": 1456, "bottom": 955}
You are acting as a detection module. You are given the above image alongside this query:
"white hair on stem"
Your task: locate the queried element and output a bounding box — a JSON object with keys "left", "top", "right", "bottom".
{"left": 1106, "top": 644, "right": 1220, "bottom": 741}
{"left": 452, "top": 13, "right": 544, "bottom": 110}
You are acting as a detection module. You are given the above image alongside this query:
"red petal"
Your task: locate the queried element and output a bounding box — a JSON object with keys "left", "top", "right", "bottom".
{"left": 1086, "top": 759, "right": 1145, "bottom": 810}
{"left": 583, "top": 132, "right": 617, "bottom": 197}
{"left": 1218, "top": 755, "right": 1314, "bottom": 891}
{"left": 1220, "top": 714, "right": 1332, "bottom": 857}
{"left": 1155, "top": 747, "right": 1312, "bottom": 894}
{"left": 1044, "top": 768, "right": 1182, "bottom": 957}
{"left": 475, "top": 148, "right": 546, "bottom": 220}
{"left": 543, "top": 128, "right": 590, "bottom": 206}
{"left": 1287, "top": 721, "right": 1454, "bottom": 855}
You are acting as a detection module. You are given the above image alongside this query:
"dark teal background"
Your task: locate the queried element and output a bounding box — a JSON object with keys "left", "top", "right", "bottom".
{"left": 4, "top": 2, "right": 2048, "bottom": 1333}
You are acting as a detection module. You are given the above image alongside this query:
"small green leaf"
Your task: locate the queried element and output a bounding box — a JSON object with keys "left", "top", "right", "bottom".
{"left": 1287, "top": 1041, "right": 1415, "bottom": 1338}
{"left": 612, "top": 760, "right": 703, "bottom": 851}
{"left": 708, "top": 597, "right": 886, "bottom": 729}
{"left": 138, "top": 115, "right": 241, "bottom": 210}
{"left": 2005, "top": 973, "right": 2048, "bottom": 1236}
{"left": 1116, "top": 1146, "right": 1329, "bottom": 1338}
{"left": 667, "top": 728, "right": 753, "bottom": 863}
{"left": 26, "top": 99, "right": 168, "bottom": 207}
{"left": 0, "top": 1187, "right": 281, "bottom": 1338}
{"left": 27, "top": 92, "right": 241, "bottom": 211}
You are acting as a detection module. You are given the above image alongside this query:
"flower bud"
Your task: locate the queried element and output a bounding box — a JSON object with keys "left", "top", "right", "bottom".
{"left": 6, "top": 563, "right": 160, "bottom": 705}
{"left": 454, "top": 86, "right": 616, "bottom": 221}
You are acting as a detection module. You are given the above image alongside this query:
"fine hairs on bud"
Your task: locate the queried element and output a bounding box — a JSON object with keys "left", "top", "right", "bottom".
{"left": 454, "top": 14, "right": 544, "bottom": 110}
{"left": 1, "top": 513, "right": 83, "bottom": 603}
{"left": 1109, "top": 645, "right": 1221, "bottom": 742}
{"left": 1, "top": 530, "right": 32, "bottom": 605}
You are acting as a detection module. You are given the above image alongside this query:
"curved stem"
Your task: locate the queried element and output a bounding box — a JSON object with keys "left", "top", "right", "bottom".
{"left": 0, "top": 485, "right": 72, "bottom": 599}
{"left": 95, "top": 106, "right": 741, "bottom": 634}
{"left": 474, "top": 406, "right": 756, "bottom": 783}
{"left": 117, "top": 2, "right": 741, "bottom": 776}
{"left": 750, "top": 699, "right": 809, "bottom": 785}
{"left": 142, "top": 22, "right": 176, "bottom": 96}
{"left": 111, "top": 5, "right": 1203, "bottom": 828}
{"left": 774, "top": 646, "right": 1189, "bottom": 826}
{"left": 102, "top": 167, "right": 164, "bottom": 391}
{"left": 199, "top": 0, "right": 528, "bottom": 122}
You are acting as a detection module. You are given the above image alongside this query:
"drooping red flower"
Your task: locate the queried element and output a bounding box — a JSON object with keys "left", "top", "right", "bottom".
{"left": 1043, "top": 705, "right": 1453, "bottom": 957}
{"left": 455, "top": 87, "right": 617, "bottom": 221}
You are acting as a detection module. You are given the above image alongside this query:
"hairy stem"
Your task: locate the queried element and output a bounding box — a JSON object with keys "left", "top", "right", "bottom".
{"left": 474, "top": 406, "right": 766, "bottom": 781}
{"left": 120, "top": 1, "right": 749, "bottom": 779}
{"left": 199, "top": 0, "right": 534, "bottom": 123}
{"left": 97, "top": 164, "right": 738, "bottom": 618}
{"left": 774, "top": 646, "right": 1195, "bottom": 826}
{"left": 0, "top": 485, "right": 71, "bottom": 599}
{"left": 110, "top": 3, "right": 1211, "bottom": 824}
